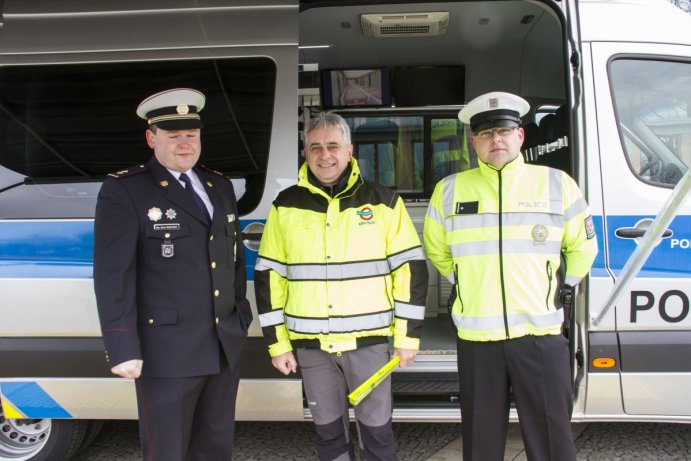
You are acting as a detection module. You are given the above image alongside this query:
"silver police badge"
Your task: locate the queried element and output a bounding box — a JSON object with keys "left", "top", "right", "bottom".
{"left": 532, "top": 224, "right": 548, "bottom": 243}
{"left": 165, "top": 208, "right": 177, "bottom": 220}
{"left": 148, "top": 207, "right": 163, "bottom": 222}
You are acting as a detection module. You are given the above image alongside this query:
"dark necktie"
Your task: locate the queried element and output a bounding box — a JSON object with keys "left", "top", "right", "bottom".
{"left": 179, "top": 173, "right": 211, "bottom": 222}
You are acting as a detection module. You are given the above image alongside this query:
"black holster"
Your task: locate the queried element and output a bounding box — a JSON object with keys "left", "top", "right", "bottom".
{"left": 558, "top": 284, "right": 575, "bottom": 329}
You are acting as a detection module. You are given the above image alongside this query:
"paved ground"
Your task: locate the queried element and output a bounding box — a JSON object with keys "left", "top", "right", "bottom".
{"left": 74, "top": 420, "right": 691, "bottom": 460}
{"left": 431, "top": 423, "right": 691, "bottom": 461}
{"left": 74, "top": 421, "right": 461, "bottom": 460}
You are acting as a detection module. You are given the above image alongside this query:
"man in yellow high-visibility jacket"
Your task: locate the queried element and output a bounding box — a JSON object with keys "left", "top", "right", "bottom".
{"left": 255, "top": 113, "right": 428, "bottom": 461}
{"left": 424, "top": 92, "right": 597, "bottom": 461}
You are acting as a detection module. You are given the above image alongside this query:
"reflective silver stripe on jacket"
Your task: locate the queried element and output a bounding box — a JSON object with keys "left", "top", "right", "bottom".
{"left": 446, "top": 211, "right": 563, "bottom": 232}
{"left": 442, "top": 175, "right": 457, "bottom": 217}
{"left": 287, "top": 260, "right": 390, "bottom": 281}
{"left": 394, "top": 302, "right": 426, "bottom": 320}
{"left": 255, "top": 257, "right": 287, "bottom": 278}
{"left": 549, "top": 168, "right": 563, "bottom": 214}
{"left": 259, "top": 308, "right": 285, "bottom": 327}
{"left": 286, "top": 310, "right": 393, "bottom": 334}
{"left": 426, "top": 204, "right": 445, "bottom": 225}
{"left": 432, "top": 169, "right": 565, "bottom": 229}
{"left": 452, "top": 308, "right": 564, "bottom": 331}
{"left": 564, "top": 196, "right": 589, "bottom": 220}
{"left": 449, "top": 239, "right": 562, "bottom": 258}
{"left": 388, "top": 247, "right": 426, "bottom": 271}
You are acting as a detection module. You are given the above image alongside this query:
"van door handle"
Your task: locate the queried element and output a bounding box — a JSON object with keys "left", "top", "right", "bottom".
{"left": 242, "top": 232, "right": 263, "bottom": 242}
{"left": 615, "top": 227, "right": 672, "bottom": 239}
{"left": 241, "top": 221, "right": 265, "bottom": 251}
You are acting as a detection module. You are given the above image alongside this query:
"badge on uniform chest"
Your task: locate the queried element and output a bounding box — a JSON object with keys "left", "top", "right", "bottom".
{"left": 162, "top": 239, "right": 175, "bottom": 258}
{"left": 160, "top": 231, "right": 176, "bottom": 259}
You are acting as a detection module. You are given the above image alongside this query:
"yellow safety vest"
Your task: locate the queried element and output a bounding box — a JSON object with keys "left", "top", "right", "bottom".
{"left": 424, "top": 155, "right": 598, "bottom": 341}
{"left": 255, "top": 159, "right": 428, "bottom": 356}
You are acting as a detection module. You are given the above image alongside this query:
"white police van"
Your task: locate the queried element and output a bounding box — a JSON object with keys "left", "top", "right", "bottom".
{"left": 0, "top": 0, "right": 689, "bottom": 459}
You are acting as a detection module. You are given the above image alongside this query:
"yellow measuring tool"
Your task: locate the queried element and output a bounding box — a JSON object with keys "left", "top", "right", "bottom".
{"left": 348, "top": 355, "right": 400, "bottom": 406}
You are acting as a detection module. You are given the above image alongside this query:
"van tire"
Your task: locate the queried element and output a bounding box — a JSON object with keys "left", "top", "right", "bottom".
{"left": 77, "top": 419, "right": 104, "bottom": 454}
{"left": 0, "top": 403, "right": 89, "bottom": 461}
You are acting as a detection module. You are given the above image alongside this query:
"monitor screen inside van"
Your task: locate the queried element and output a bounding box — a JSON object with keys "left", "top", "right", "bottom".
{"left": 320, "top": 68, "right": 392, "bottom": 108}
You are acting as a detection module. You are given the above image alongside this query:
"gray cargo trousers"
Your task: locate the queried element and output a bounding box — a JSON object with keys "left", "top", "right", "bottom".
{"left": 296, "top": 343, "right": 396, "bottom": 461}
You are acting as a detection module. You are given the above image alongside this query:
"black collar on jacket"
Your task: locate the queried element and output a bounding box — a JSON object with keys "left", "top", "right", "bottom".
{"left": 307, "top": 163, "right": 354, "bottom": 198}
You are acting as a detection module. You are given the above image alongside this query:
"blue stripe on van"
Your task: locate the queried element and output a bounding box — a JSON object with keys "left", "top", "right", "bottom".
{"left": 605, "top": 215, "right": 691, "bottom": 278}
{"left": 0, "top": 219, "right": 262, "bottom": 279}
{"left": 0, "top": 382, "right": 72, "bottom": 418}
{"left": 0, "top": 221, "right": 94, "bottom": 278}
{"left": 2, "top": 216, "right": 687, "bottom": 279}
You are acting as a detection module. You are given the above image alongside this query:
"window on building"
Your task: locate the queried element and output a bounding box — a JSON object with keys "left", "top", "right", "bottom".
{"left": 339, "top": 111, "right": 475, "bottom": 198}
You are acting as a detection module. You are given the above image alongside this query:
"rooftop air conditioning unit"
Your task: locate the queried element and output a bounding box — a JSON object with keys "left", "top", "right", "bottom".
{"left": 361, "top": 12, "right": 449, "bottom": 38}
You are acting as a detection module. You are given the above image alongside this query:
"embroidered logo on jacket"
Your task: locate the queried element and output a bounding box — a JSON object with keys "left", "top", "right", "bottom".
{"left": 356, "top": 207, "right": 375, "bottom": 225}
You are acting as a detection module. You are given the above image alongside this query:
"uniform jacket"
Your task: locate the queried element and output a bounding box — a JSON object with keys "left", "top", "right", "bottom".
{"left": 254, "top": 159, "right": 428, "bottom": 357}
{"left": 424, "top": 154, "right": 598, "bottom": 341}
{"left": 93, "top": 157, "right": 252, "bottom": 378}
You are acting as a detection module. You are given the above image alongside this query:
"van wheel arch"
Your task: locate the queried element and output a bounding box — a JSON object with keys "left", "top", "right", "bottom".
{"left": 0, "top": 399, "right": 90, "bottom": 461}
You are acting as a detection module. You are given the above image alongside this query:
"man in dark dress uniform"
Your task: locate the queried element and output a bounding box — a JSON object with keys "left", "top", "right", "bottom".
{"left": 93, "top": 88, "right": 252, "bottom": 461}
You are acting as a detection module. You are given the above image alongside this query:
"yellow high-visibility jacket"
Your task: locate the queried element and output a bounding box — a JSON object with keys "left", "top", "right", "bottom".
{"left": 255, "top": 159, "right": 429, "bottom": 357}
{"left": 424, "top": 155, "right": 598, "bottom": 341}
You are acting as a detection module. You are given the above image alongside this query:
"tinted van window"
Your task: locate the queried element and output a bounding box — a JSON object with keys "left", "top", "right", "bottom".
{"left": 0, "top": 57, "right": 276, "bottom": 214}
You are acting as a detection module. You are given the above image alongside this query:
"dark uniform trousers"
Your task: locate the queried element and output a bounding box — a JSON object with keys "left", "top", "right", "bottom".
{"left": 94, "top": 158, "right": 252, "bottom": 461}
{"left": 457, "top": 334, "right": 576, "bottom": 461}
{"left": 136, "top": 345, "right": 241, "bottom": 461}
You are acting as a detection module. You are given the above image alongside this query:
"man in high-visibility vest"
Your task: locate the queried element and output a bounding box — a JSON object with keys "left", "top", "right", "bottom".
{"left": 424, "top": 92, "right": 597, "bottom": 461}
{"left": 255, "top": 113, "right": 428, "bottom": 460}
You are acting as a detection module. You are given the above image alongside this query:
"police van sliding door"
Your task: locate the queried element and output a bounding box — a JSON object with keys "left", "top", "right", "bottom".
{"left": 591, "top": 41, "right": 691, "bottom": 417}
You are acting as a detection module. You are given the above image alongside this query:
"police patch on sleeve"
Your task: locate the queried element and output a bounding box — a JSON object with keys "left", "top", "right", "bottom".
{"left": 584, "top": 215, "right": 596, "bottom": 239}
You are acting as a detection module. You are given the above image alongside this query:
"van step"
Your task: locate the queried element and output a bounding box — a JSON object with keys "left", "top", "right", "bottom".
{"left": 392, "top": 373, "right": 459, "bottom": 395}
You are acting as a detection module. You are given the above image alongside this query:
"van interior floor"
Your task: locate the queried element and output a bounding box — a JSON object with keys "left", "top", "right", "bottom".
{"left": 419, "top": 314, "right": 457, "bottom": 354}
{"left": 392, "top": 314, "right": 460, "bottom": 406}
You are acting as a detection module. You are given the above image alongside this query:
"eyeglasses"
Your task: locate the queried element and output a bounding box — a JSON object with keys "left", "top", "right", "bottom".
{"left": 475, "top": 127, "right": 516, "bottom": 140}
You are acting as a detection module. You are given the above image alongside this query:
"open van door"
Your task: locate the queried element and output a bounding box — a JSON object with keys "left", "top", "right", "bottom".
{"left": 583, "top": 1, "right": 691, "bottom": 417}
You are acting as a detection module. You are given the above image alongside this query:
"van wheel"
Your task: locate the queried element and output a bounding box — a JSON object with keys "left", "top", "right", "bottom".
{"left": 0, "top": 401, "right": 88, "bottom": 461}
{"left": 77, "top": 419, "right": 104, "bottom": 454}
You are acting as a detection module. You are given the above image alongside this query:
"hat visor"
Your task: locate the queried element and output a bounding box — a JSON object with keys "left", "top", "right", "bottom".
{"left": 472, "top": 118, "right": 519, "bottom": 133}
{"left": 152, "top": 119, "right": 203, "bottom": 131}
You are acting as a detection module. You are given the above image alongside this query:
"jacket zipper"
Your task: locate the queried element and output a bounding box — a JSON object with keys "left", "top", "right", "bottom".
{"left": 498, "top": 170, "right": 509, "bottom": 339}
{"left": 545, "top": 260, "right": 553, "bottom": 311}
{"left": 454, "top": 263, "right": 463, "bottom": 313}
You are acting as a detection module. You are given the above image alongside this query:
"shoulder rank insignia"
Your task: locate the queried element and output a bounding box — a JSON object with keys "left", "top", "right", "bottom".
{"left": 108, "top": 164, "right": 149, "bottom": 179}
{"left": 199, "top": 164, "right": 229, "bottom": 179}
